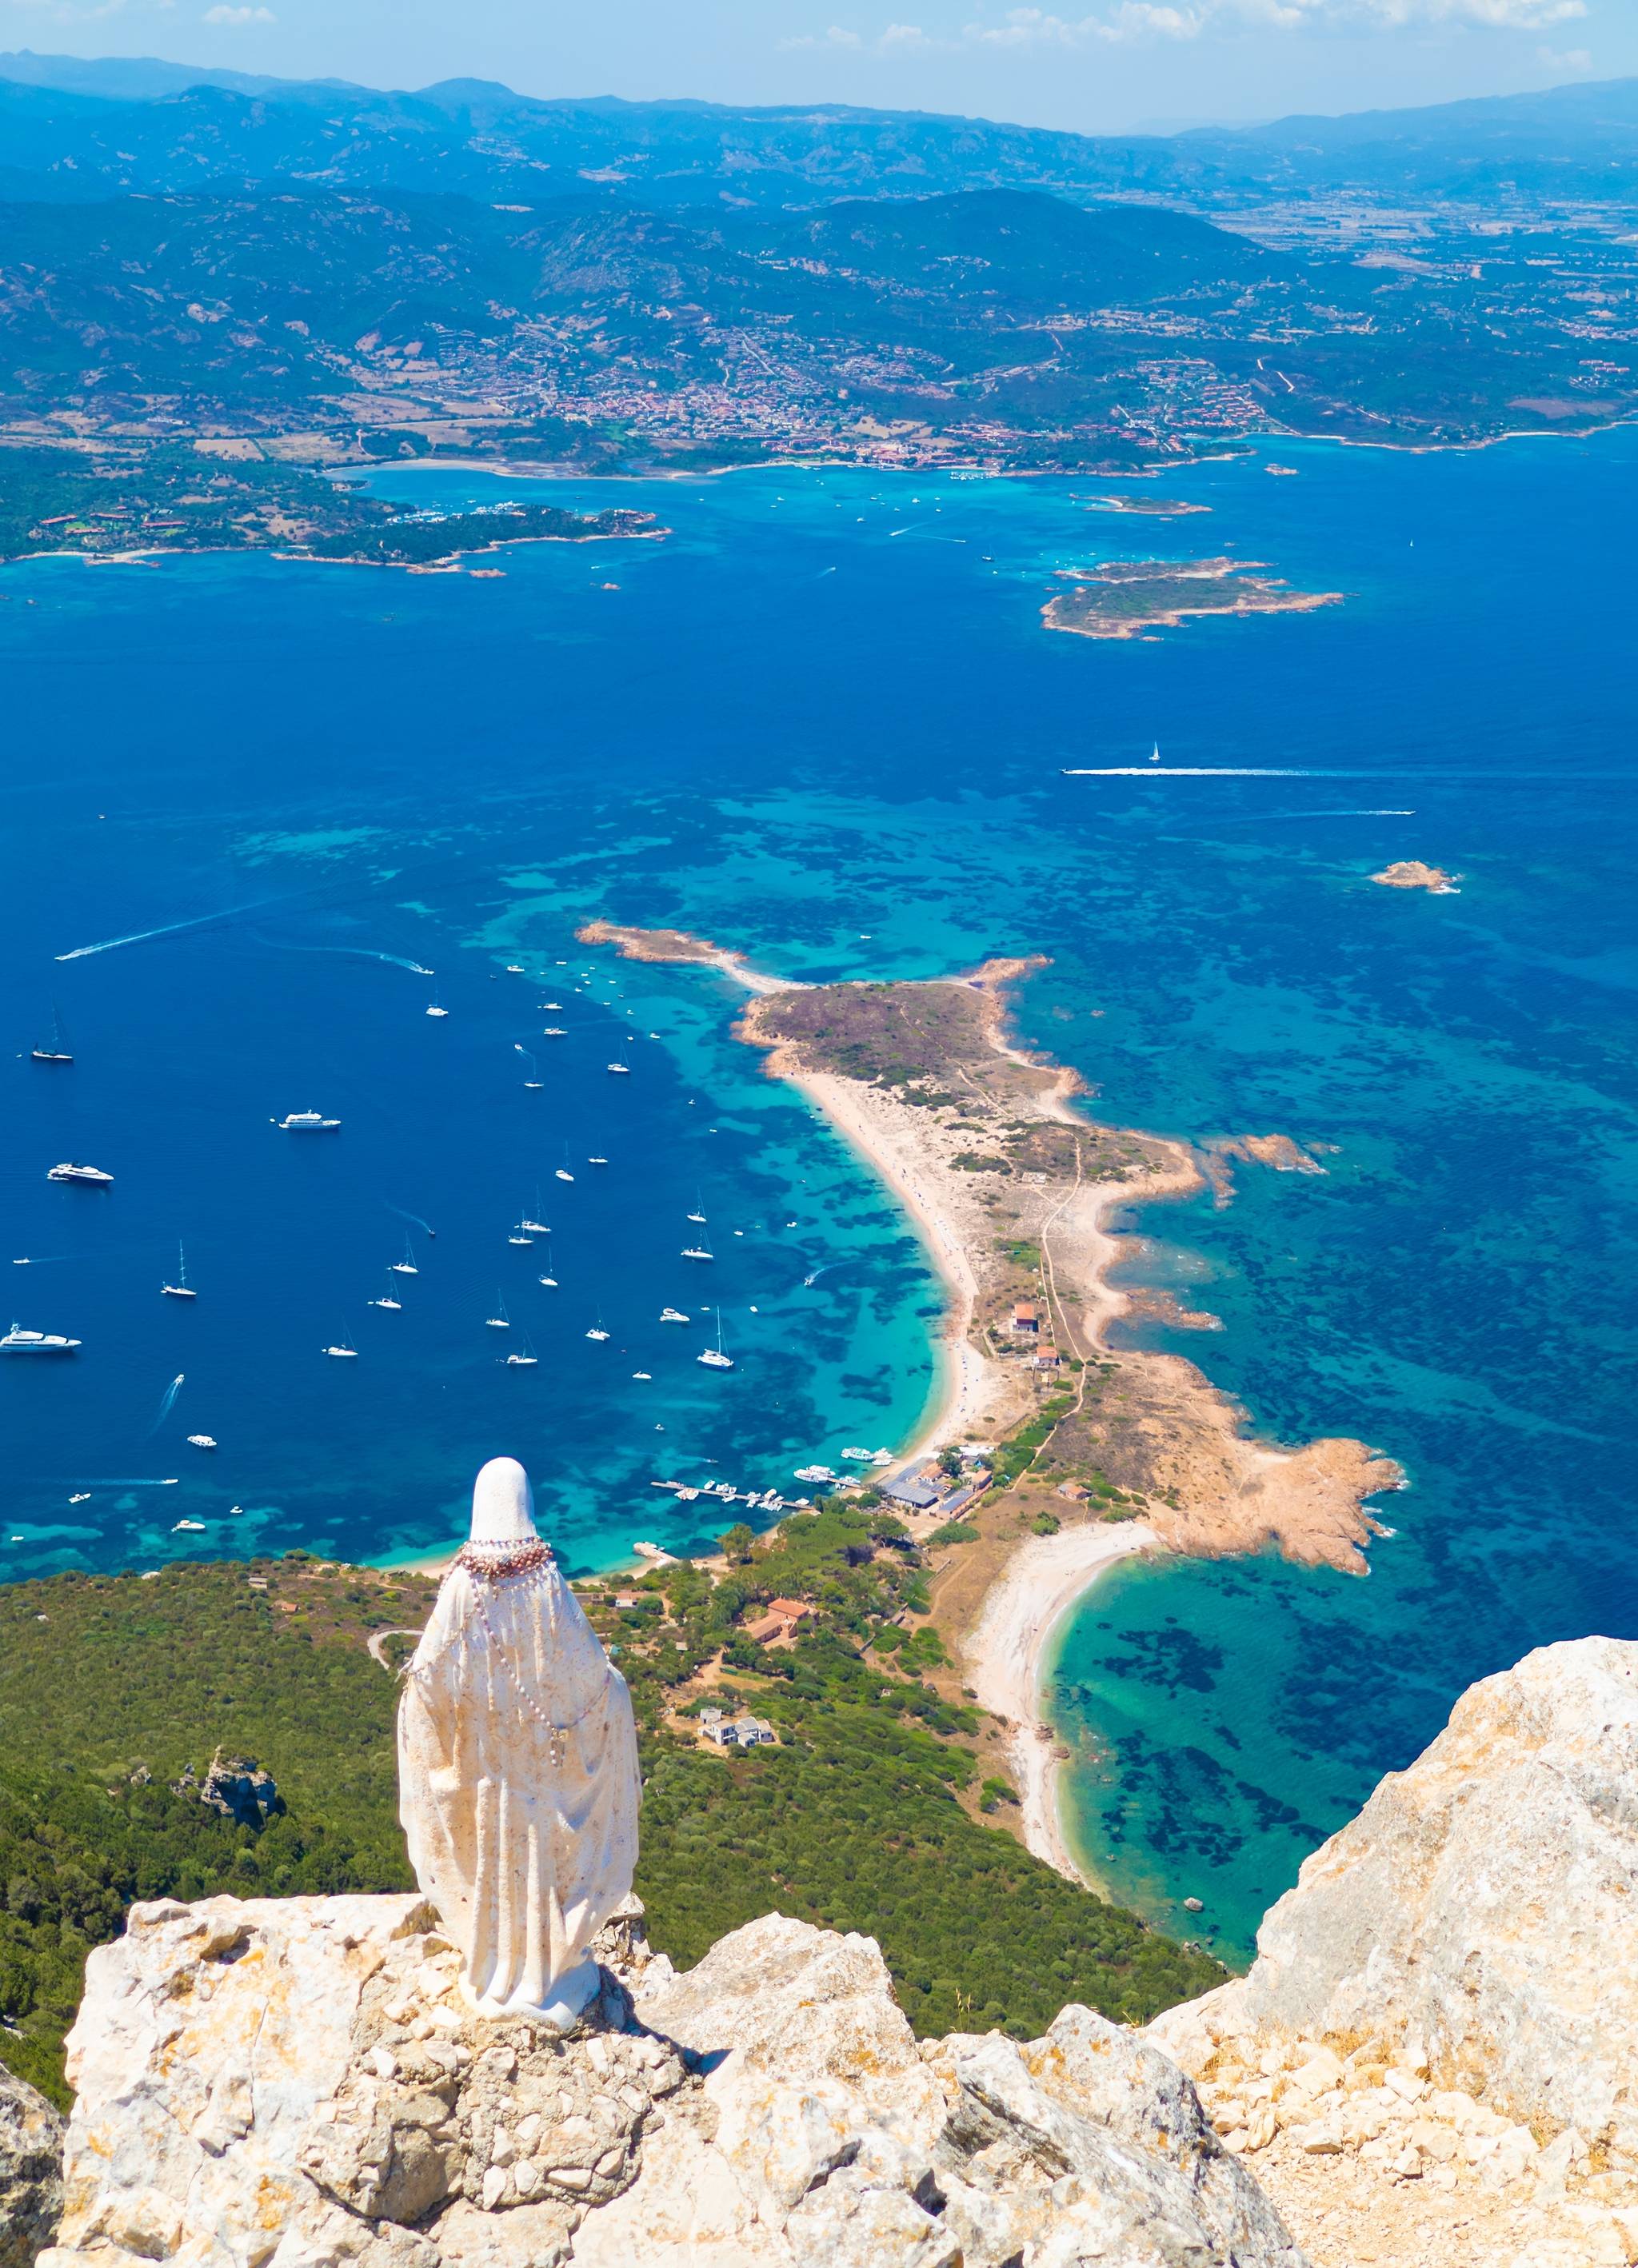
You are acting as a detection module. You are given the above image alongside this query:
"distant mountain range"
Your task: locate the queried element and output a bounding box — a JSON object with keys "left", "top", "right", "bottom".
{"left": 0, "top": 52, "right": 1633, "bottom": 208}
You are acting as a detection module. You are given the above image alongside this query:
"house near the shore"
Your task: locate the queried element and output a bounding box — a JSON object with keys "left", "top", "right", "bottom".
{"left": 702, "top": 1711, "right": 777, "bottom": 1748}
{"left": 884, "top": 1474, "right": 941, "bottom": 1511}
{"left": 1009, "top": 1302, "right": 1041, "bottom": 1336}
{"left": 743, "top": 1596, "right": 815, "bottom": 1646}
{"left": 1032, "top": 1349, "right": 1063, "bottom": 1372}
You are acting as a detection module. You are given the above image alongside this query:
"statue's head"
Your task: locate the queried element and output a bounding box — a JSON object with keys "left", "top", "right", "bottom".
{"left": 469, "top": 1456, "right": 538, "bottom": 1544}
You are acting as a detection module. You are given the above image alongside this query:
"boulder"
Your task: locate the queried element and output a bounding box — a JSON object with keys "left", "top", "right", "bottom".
{"left": 1149, "top": 1636, "right": 1638, "bottom": 2164}
{"left": 0, "top": 2066, "right": 63, "bottom": 2268}
{"left": 37, "top": 1897, "right": 1307, "bottom": 2268}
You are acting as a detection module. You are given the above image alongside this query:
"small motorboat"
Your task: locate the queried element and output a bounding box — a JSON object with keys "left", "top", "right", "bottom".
{"left": 70, "top": 1491, "right": 91, "bottom": 1503}
{"left": 538, "top": 1272, "right": 558, "bottom": 1288}
{"left": 556, "top": 1166, "right": 574, "bottom": 1183}
{"left": 606, "top": 1062, "right": 631, "bottom": 1076}
{"left": 505, "top": 964, "right": 525, "bottom": 975}
{"left": 172, "top": 1518, "right": 208, "bottom": 1532}
{"left": 277, "top": 1110, "right": 339, "bottom": 1132}
{"left": 47, "top": 1161, "right": 114, "bottom": 1185}
{"left": 632, "top": 1370, "right": 652, "bottom": 1380}
{"left": 659, "top": 1307, "right": 689, "bottom": 1324}
{"left": 186, "top": 1434, "right": 218, "bottom": 1451}
{"left": 543, "top": 1027, "right": 568, "bottom": 1037}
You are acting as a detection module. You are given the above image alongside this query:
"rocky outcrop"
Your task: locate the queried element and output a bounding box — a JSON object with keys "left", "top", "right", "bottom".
{"left": 0, "top": 2070, "right": 62, "bottom": 2268}
{"left": 170, "top": 1750, "right": 279, "bottom": 1827}
{"left": 36, "top": 1894, "right": 1307, "bottom": 2268}
{"left": 1147, "top": 1638, "right": 1638, "bottom": 2265}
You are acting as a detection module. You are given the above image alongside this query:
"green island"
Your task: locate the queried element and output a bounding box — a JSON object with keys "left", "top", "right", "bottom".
{"left": 1044, "top": 554, "right": 1342, "bottom": 641}
{"left": 0, "top": 445, "right": 657, "bottom": 568}
{"left": 0, "top": 1503, "right": 1221, "bottom": 2107}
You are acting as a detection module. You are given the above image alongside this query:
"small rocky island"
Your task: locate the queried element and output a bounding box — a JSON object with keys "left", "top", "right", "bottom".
{"left": 1082, "top": 494, "right": 1211, "bottom": 517}
{"left": 1045, "top": 556, "right": 1341, "bottom": 641}
{"left": 1371, "top": 860, "right": 1462, "bottom": 894}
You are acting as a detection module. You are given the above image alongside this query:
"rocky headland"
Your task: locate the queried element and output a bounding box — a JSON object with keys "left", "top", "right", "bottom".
{"left": 10, "top": 1636, "right": 1637, "bottom": 2268}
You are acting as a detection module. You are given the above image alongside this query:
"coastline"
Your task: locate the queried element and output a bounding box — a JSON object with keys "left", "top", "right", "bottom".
{"left": 962, "top": 1519, "right": 1158, "bottom": 1885}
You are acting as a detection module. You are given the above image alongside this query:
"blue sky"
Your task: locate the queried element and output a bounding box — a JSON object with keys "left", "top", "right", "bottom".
{"left": 11, "top": 0, "right": 1636, "bottom": 130}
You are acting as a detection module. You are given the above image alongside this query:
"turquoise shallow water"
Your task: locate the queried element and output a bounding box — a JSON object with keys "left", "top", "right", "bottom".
{"left": 3, "top": 437, "right": 1636, "bottom": 1948}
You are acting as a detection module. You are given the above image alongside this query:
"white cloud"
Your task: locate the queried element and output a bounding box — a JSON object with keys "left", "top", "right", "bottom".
{"left": 1537, "top": 38, "right": 1592, "bottom": 64}
{"left": 792, "top": 0, "right": 1587, "bottom": 50}
{"left": 202, "top": 3, "right": 274, "bottom": 21}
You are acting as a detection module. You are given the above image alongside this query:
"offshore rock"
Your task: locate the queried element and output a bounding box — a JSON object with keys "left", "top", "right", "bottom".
{"left": 37, "top": 1898, "right": 1306, "bottom": 2268}
{"left": 1152, "top": 1638, "right": 1638, "bottom": 2166}
{"left": 0, "top": 2068, "right": 63, "bottom": 2268}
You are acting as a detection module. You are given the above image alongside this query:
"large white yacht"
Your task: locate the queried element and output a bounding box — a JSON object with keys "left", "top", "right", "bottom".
{"left": 0, "top": 1326, "right": 80, "bottom": 1354}
{"left": 277, "top": 1110, "right": 340, "bottom": 1132}
{"left": 160, "top": 1243, "right": 196, "bottom": 1300}
{"left": 47, "top": 1161, "right": 113, "bottom": 1185}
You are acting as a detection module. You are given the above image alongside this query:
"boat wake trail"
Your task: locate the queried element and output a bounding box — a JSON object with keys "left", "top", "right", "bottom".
{"left": 259, "top": 941, "right": 435, "bottom": 975}
{"left": 57, "top": 896, "right": 298, "bottom": 960}
{"left": 147, "top": 1374, "right": 184, "bottom": 1435}
{"left": 1061, "top": 767, "right": 1340, "bottom": 778}
{"left": 803, "top": 1263, "right": 843, "bottom": 1287}
{"left": 386, "top": 1203, "right": 435, "bottom": 1237}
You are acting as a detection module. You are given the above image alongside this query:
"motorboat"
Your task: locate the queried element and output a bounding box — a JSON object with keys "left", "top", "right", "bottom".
{"left": 186, "top": 1434, "right": 218, "bottom": 1450}
{"left": 161, "top": 1243, "right": 197, "bottom": 1300}
{"left": 794, "top": 1464, "right": 838, "bottom": 1484}
{"left": 659, "top": 1307, "right": 689, "bottom": 1324}
{"left": 173, "top": 1519, "right": 208, "bottom": 1532}
{"left": 606, "top": 1062, "right": 630, "bottom": 1076}
{"left": 543, "top": 1027, "right": 568, "bottom": 1037}
{"left": 505, "top": 964, "right": 525, "bottom": 975}
{"left": 541, "top": 1000, "right": 564, "bottom": 1009}
{"left": 47, "top": 1161, "right": 113, "bottom": 1185}
{"left": 0, "top": 1326, "right": 80, "bottom": 1354}
{"left": 277, "top": 1111, "right": 339, "bottom": 1132}
{"left": 514, "top": 1045, "right": 543, "bottom": 1088}
{"left": 425, "top": 993, "right": 449, "bottom": 1018}
{"left": 556, "top": 1166, "right": 575, "bottom": 1184}
{"left": 632, "top": 1369, "right": 651, "bottom": 1380}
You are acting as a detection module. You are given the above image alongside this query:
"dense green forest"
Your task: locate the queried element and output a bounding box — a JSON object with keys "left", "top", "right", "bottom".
{"left": 0, "top": 1516, "right": 1218, "bottom": 2106}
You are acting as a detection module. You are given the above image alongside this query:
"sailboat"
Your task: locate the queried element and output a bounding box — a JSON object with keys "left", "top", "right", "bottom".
{"left": 681, "top": 1241, "right": 713, "bottom": 1262}
{"left": 514, "top": 1045, "right": 543, "bottom": 1089}
{"left": 369, "top": 1273, "right": 402, "bottom": 1311}
{"left": 323, "top": 1337, "right": 358, "bottom": 1359}
{"left": 686, "top": 1193, "right": 707, "bottom": 1224}
{"left": 1150, "top": 740, "right": 1161, "bottom": 763}
{"left": 425, "top": 992, "right": 449, "bottom": 1018}
{"left": 585, "top": 1311, "right": 609, "bottom": 1342}
{"left": 697, "top": 1309, "right": 734, "bottom": 1370}
{"left": 507, "top": 1221, "right": 533, "bottom": 1245}
{"left": 606, "top": 1061, "right": 631, "bottom": 1076}
{"left": 536, "top": 1234, "right": 557, "bottom": 1288}
{"left": 160, "top": 1243, "right": 196, "bottom": 1300}
{"left": 555, "top": 1146, "right": 575, "bottom": 1184}
{"left": 30, "top": 1006, "right": 72, "bottom": 1065}
{"left": 390, "top": 1237, "right": 419, "bottom": 1276}
{"left": 520, "top": 1192, "right": 550, "bottom": 1233}
{"left": 505, "top": 1330, "right": 539, "bottom": 1367}
{"left": 485, "top": 1295, "right": 510, "bottom": 1329}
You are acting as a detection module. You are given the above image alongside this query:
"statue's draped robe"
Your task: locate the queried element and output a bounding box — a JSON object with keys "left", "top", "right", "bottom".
{"left": 398, "top": 1555, "right": 639, "bottom": 2014}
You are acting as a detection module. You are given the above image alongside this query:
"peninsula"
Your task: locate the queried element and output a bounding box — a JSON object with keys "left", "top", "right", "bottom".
{"left": 1044, "top": 556, "right": 1342, "bottom": 641}
{"left": 577, "top": 923, "right": 1400, "bottom": 1880}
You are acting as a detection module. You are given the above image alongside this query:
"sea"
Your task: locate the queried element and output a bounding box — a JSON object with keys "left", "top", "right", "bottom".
{"left": 3, "top": 433, "right": 1636, "bottom": 1963}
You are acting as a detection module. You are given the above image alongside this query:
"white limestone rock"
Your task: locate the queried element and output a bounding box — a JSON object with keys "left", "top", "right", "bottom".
{"left": 1149, "top": 1637, "right": 1638, "bottom": 2166}
{"left": 36, "top": 1897, "right": 1308, "bottom": 2268}
{"left": 0, "top": 2067, "right": 63, "bottom": 2268}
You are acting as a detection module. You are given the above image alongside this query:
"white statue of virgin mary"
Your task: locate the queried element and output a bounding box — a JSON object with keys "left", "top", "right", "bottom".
{"left": 397, "top": 1457, "right": 640, "bottom": 2026}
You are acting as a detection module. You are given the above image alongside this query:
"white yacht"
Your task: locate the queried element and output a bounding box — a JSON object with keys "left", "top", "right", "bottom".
{"left": 794, "top": 1464, "right": 838, "bottom": 1484}
{"left": 659, "top": 1307, "right": 689, "bottom": 1324}
{"left": 697, "top": 1312, "right": 733, "bottom": 1371}
{"left": 485, "top": 1296, "right": 510, "bottom": 1329}
{"left": 505, "top": 1332, "right": 540, "bottom": 1367}
{"left": 323, "top": 1340, "right": 358, "bottom": 1359}
{"left": 1, "top": 1325, "right": 80, "bottom": 1354}
{"left": 505, "top": 964, "right": 525, "bottom": 975}
{"left": 556, "top": 1156, "right": 575, "bottom": 1183}
{"left": 543, "top": 1026, "right": 568, "bottom": 1037}
{"left": 173, "top": 1518, "right": 208, "bottom": 1532}
{"left": 425, "top": 993, "right": 449, "bottom": 1018}
{"left": 686, "top": 1197, "right": 707, "bottom": 1224}
{"left": 632, "top": 1369, "right": 651, "bottom": 1380}
{"left": 161, "top": 1243, "right": 196, "bottom": 1300}
{"left": 31, "top": 1008, "right": 72, "bottom": 1064}
{"left": 277, "top": 1111, "right": 339, "bottom": 1132}
{"left": 47, "top": 1161, "right": 113, "bottom": 1185}
{"left": 520, "top": 1203, "right": 550, "bottom": 1233}
{"left": 681, "top": 1245, "right": 713, "bottom": 1262}
{"left": 585, "top": 1309, "right": 609, "bottom": 1341}
{"left": 186, "top": 1434, "right": 218, "bottom": 1451}
{"left": 541, "top": 1000, "right": 564, "bottom": 1009}
{"left": 369, "top": 1275, "right": 403, "bottom": 1311}
{"left": 536, "top": 1234, "right": 557, "bottom": 1288}
{"left": 390, "top": 1237, "right": 419, "bottom": 1276}
{"left": 587, "top": 1155, "right": 608, "bottom": 1167}
{"left": 606, "top": 1062, "right": 630, "bottom": 1076}
{"left": 508, "top": 1224, "right": 533, "bottom": 1245}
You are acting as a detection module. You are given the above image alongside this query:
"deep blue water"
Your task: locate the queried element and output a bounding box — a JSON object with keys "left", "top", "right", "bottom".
{"left": 3, "top": 437, "right": 1635, "bottom": 1951}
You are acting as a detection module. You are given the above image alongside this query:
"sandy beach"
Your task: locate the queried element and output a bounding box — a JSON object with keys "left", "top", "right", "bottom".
{"left": 964, "top": 1519, "right": 1158, "bottom": 1881}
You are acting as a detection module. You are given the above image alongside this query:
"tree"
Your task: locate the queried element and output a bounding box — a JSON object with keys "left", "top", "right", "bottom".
{"left": 718, "top": 1523, "right": 757, "bottom": 1566}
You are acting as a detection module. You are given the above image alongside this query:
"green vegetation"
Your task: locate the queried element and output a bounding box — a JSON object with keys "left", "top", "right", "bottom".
{"left": 0, "top": 445, "right": 653, "bottom": 566}
{"left": 0, "top": 1511, "right": 1222, "bottom": 2101}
